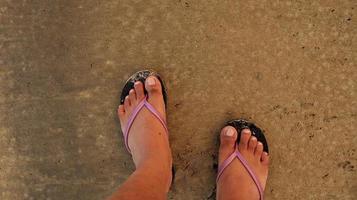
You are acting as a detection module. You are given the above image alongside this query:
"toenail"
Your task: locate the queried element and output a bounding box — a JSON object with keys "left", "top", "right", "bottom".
{"left": 242, "top": 128, "right": 251, "bottom": 134}
{"left": 251, "top": 136, "right": 257, "bottom": 141}
{"left": 147, "top": 77, "right": 156, "bottom": 86}
{"left": 225, "top": 127, "right": 235, "bottom": 137}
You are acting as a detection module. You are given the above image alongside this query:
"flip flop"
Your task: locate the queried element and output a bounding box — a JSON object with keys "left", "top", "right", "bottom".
{"left": 119, "top": 70, "right": 175, "bottom": 180}
{"left": 119, "top": 70, "right": 168, "bottom": 152}
{"left": 217, "top": 119, "right": 269, "bottom": 200}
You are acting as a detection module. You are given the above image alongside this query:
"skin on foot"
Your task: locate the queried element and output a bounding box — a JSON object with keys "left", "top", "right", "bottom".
{"left": 117, "top": 76, "right": 172, "bottom": 188}
{"left": 217, "top": 126, "right": 270, "bottom": 200}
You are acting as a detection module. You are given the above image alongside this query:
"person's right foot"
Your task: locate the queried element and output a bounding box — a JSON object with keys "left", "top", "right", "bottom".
{"left": 217, "top": 126, "right": 270, "bottom": 200}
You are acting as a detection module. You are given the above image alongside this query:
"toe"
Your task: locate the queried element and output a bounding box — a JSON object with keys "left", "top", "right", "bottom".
{"left": 238, "top": 129, "right": 251, "bottom": 151}
{"left": 117, "top": 105, "right": 126, "bottom": 128}
{"left": 261, "top": 152, "right": 269, "bottom": 165}
{"left": 117, "top": 105, "right": 125, "bottom": 118}
{"left": 129, "top": 89, "right": 136, "bottom": 104}
{"left": 248, "top": 136, "right": 257, "bottom": 152}
{"left": 145, "top": 76, "right": 163, "bottom": 95}
{"left": 219, "top": 126, "right": 238, "bottom": 164}
{"left": 144, "top": 75, "right": 166, "bottom": 116}
{"left": 134, "top": 81, "right": 145, "bottom": 100}
{"left": 124, "top": 96, "right": 130, "bottom": 110}
{"left": 255, "top": 142, "right": 263, "bottom": 158}
{"left": 118, "top": 104, "right": 125, "bottom": 114}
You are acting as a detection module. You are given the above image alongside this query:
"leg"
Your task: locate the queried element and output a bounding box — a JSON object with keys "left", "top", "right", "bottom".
{"left": 109, "top": 76, "right": 172, "bottom": 200}
{"left": 217, "top": 126, "right": 270, "bottom": 200}
{"left": 108, "top": 161, "right": 170, "bottom": 200}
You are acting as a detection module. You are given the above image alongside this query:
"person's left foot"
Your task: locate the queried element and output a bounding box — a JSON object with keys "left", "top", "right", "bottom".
{"left": 117, "top": 76, "right": 172, "bottom": 187}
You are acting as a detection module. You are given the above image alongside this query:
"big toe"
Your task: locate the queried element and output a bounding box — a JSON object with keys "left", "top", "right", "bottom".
{"left": 219, "top": 126, "right": 238, "bottom": 164}
{"left": 144, "top": 75, "right": 165, "bottom": 114}
{"left": 145, "top": 75, "right": 163, "bottom": 96}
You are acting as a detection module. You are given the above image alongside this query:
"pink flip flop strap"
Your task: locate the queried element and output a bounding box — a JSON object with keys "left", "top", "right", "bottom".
{"left": 217, "top": 147, "right": 264, "bottom": 200}
{"left": 123, "top": 95, "right": 168, "bottom": 153}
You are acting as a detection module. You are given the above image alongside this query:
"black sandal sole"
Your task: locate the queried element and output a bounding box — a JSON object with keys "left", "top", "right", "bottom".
{"left": 227, "top": 119, "right": 269, "bottom": 153}
{"left": 120, "top": 70, "right": 168, "bottom": 107}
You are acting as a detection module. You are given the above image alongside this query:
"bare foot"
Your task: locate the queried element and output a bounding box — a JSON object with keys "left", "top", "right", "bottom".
{"left": 217, "top": 126, "right": 270, "bottom": 200}
{"left": 117, "top": 76, "right": 172, "bottom": 189}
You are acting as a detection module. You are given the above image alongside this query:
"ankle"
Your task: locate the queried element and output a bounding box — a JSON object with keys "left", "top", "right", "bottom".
{"left": 137, "top": 155, "right": 172, "bottom": 174}
{"left": 133, "top": 147, "right": 172, "bottom": 168}
{"left": 135, "top": 159, "right": 172, "bottom": 189}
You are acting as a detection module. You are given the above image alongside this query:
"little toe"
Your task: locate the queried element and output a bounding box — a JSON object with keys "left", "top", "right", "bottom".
{"left": 117, "top": 105, "right": 125, "bottom": 118}
{"left": 261, "top": 152, "right": 270, "bottom": 165}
